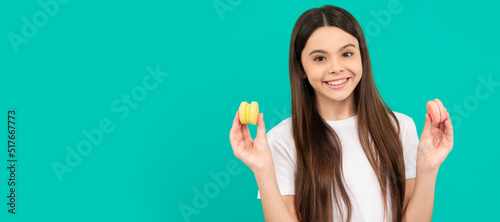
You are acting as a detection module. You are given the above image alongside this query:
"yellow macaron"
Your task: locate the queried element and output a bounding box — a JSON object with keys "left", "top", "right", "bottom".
{"left": 239, "top": 101, "right": 259, "bottom": 125}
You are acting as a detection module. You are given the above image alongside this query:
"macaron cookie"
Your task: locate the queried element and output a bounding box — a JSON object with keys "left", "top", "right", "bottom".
{"left": 239, "top": 101, "right": 259, "bottom": 125}
{"left": 426, "top": 99, "right": 445, "bottom": 123}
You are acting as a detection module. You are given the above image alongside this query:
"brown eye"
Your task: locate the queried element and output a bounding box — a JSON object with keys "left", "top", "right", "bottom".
{"left": 314, "top": 56, "right": 326, "bottom": 61}
{"left": 343, "top": 52, "right": 353, "bottom": 57}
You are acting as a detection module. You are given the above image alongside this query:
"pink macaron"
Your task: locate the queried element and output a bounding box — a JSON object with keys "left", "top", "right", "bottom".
{"left": 426, "top": 100, "right": 442, "bottom": 123}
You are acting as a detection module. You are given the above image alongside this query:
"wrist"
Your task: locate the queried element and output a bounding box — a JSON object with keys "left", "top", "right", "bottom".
{"left": 252, "top": 161, "right": 275, "bottom": 179}
{"left": 416, "top": 159, "right": 440, "bottom": 175}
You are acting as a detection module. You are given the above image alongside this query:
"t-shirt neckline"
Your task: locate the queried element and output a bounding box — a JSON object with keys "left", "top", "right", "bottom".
{"left": 325, "top": 114, "right": 358, "bottom": 127}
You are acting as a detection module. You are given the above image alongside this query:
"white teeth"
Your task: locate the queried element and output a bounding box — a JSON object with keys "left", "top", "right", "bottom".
{"left": 326, "top": 78, "right": 348, "bottom": 86}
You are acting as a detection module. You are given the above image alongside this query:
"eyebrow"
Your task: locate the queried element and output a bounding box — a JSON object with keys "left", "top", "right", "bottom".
{"left": 308, "top": 43, "right": 356, "bottom": 56}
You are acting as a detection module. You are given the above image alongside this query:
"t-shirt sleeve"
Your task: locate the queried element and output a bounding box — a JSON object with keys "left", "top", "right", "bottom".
{"left": 257, "top": 131, "right": 296, "bottom": 199}
{"left": 402, "top": 117, "right": 419, "bottom": 179}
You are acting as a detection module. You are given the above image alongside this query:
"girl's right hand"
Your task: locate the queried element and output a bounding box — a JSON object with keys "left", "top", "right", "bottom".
{"left": 229, "top": 111, "right": 273, "bottom": 173}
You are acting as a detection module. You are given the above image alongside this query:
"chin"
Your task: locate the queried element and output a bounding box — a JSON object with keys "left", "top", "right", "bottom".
{"left": 329, "top": 96, "right": 349, "bottom": 102}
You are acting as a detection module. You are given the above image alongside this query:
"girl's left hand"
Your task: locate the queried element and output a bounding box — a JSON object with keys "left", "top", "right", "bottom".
{"left": 417, "top": 99, "right": 454, "bottom": 171}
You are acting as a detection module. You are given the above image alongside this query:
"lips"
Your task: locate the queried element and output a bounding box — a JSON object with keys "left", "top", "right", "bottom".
{"left": 324, "top": 77, "right": 350, "bottom": 82}
{"left": 324, "top": 77, "right": 350, "bottom": 89}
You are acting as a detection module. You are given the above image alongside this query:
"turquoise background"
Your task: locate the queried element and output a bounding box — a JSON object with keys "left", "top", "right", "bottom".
{"left": 1, "top": 0, "right": 499, "bottom": 221}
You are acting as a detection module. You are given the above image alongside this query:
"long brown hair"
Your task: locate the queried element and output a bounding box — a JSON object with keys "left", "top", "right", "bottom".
{"left": 289, "top": 5, "right": 405, "bottom": 222}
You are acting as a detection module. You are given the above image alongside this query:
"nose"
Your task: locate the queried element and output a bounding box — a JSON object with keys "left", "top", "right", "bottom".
{"left": 328, "top": 57, "right": 344, "bottom": 73}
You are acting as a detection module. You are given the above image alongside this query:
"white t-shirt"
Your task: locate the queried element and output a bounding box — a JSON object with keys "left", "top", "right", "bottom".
{"left": 257, "top": 112, "right": 419, "bottom": 222}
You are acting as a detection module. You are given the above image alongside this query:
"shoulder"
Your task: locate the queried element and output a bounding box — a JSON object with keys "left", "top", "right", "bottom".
{"left": 266, "top": 117, "right": 297, "bottom": 161}
{"left": 392, "top": 111, "right": 414, "bottom": 124}
{"left": 391, "top": 112, "right": 420, "bottom": 179}
{"left": 267, "top": 117, "right": 293, "bottom": 141}
{"left": 391, "top": 111, "right": 416, "bottom": 130}
{"left": 391, "top": 111, "right": 420, "bottom": 147}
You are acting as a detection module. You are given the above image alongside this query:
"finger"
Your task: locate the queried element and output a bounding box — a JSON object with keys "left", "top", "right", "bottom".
{"left": 430, "top": 112, "right": 441, "bottom": 128}
{"left": 426, "top": 101, "right": 441, "bottom": 126}
{"left": 229, "top": 111, "right": 242, "bottom": 147}
{"left": 235, "top": 109, "right": 252, "bottom": 140}
{"left": 444, "top": 108, "right": 450, "bottom": 121}
{"left": 256, "top": 113, "right": 267, "bottom": 139}
{"left": 241, "top": 121, "right": 252, "bottom": 140}
{"left": 421, "top": 113, "right": 433, "bottom": 139}
{"left": 230, "top": 111, "right": 241, "bottom": 137}
{"left": 433, "top": 98, "right": 446, "bottom": 123}
{"left": 444, "top": 117, "right": 454, "bottom": 148}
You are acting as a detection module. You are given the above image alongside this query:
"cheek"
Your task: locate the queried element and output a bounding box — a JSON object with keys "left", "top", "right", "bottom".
{"left": 300, "top": 59, "right": 311, "bottom": 76}
{"left": 302, "top": 62, "right": 324, "bottom": 79}
{"left": 345, "top": 59, "right": 363, "bottom": 76}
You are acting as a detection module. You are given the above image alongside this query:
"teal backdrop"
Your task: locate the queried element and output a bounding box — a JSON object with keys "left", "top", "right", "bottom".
{"left": 1, "top": 0, "right": 499, "bottom": 221}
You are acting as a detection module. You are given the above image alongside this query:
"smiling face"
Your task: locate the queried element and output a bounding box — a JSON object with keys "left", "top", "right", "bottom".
{"left": 300, "top": 26, "right": 363, "bottom": 119}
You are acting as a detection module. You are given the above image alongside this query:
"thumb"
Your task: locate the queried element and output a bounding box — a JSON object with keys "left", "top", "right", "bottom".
{"left": 421, "top": 113, "right": 432, "bottom": 139}
{"left": 256, "top": 113, "right": 267, "bottom": 139}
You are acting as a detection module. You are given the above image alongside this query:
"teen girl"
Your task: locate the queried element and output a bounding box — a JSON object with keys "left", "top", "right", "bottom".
{"left": 229, "top": 5, "right": 453, "bottom": 222}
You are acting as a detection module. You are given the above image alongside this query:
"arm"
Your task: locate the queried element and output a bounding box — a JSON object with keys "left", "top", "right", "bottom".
{"left": 229, "top": 112, "right": 299, "bottom": 221}
{"left": 401, "top": 100, "right": 453, "bottom": 221}
{"left": 402, "top": 178, "right": 415, "bottom": 213}
{"left": 255, "top": 165, "right": 299, "bottom": 222}
{"left": 401, "top": 166, "right": 438, "bottom": 222}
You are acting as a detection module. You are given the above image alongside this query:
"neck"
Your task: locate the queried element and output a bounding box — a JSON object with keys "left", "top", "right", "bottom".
{"left": 316, "top": 93, "right": 357, "bottom": 121}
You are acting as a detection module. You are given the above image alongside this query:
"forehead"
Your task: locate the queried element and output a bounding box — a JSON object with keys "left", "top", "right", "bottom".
{"left": 304, "top": 26, "right": 358, "bottom": 50}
